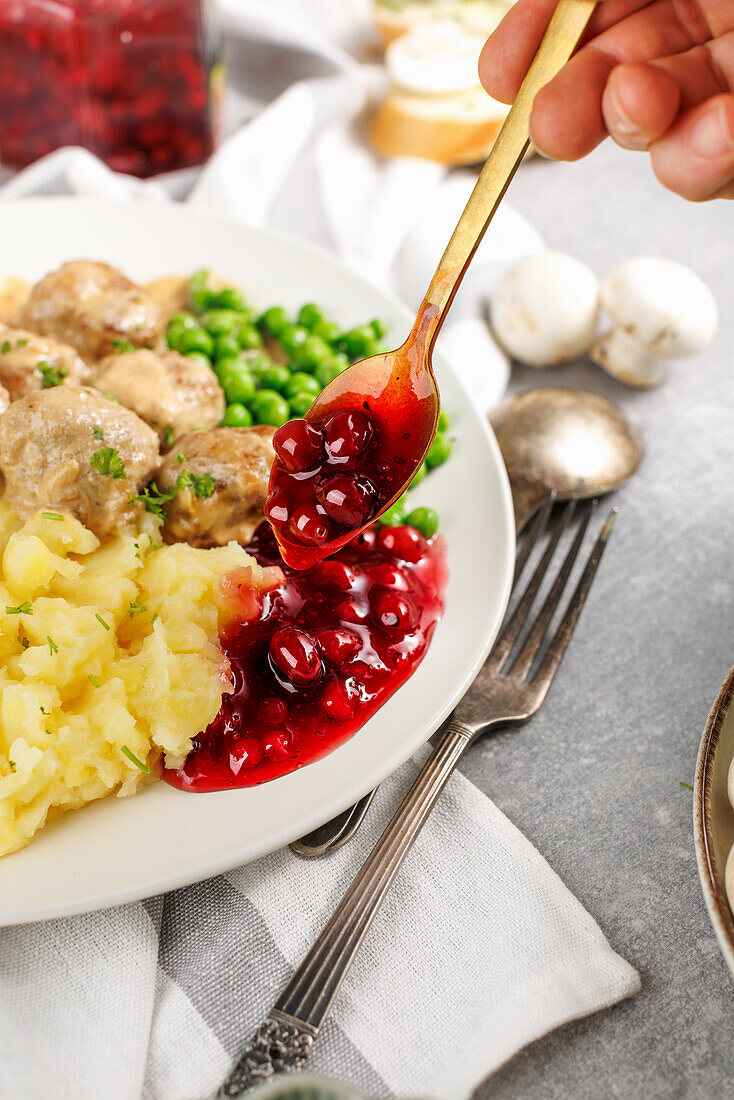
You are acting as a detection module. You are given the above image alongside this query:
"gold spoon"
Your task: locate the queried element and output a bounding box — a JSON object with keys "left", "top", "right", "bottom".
{"left": 267, "top": 0, "right": 598, "bottom": 569}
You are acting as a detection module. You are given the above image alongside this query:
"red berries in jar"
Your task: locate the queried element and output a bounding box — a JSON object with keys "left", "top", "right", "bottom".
{"left": 0, "top": 0, "right": 221, "bottom": 177}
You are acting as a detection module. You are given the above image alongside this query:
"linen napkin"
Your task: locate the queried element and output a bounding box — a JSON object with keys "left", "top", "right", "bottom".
{"left": 0, "top": 4, "right": 640, "bottom": 1098}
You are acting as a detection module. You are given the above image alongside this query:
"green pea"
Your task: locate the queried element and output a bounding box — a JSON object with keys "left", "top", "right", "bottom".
{"left": 279, "top": 325, "right": 309, "bottom": 357}
{"left": 339, "top": 325, "right": 375, "bottom": 360}
{"left": 312, "top": 319, "right": 341, "bottom": 344}
{"left": 237, "top": 321, "right": 263, "bottom": 350}
{"left": 438, "top": 409, "right": 450, "bottom": 432}
{"left": 222, "top": 403, "right": 253, "bottom": 428}
{"left": 166, "top": 325, "right": 187, "bottom": 351}
{"left": 297, "top": 303, "right": 324, "bottom": 329}
{"left": 314, "top": 360, "right": 342, "bottom": 387}
{"left": 370, "top": 318, "right": 389, "bottom": 339}
{"left": 295, "top": 334, "right": 331, "bottom": 371}
{"left": 185, "top": 351, "right": 212, "bottom": 369}
{"left": 168, "top": 311, "right": 198, "bottom": 331}
{"left": 250, "top": 389, "right": 291, "bottom": 427}
{"left": 381, "top": 496, "right": 408, "bottom": 527}
{"left": 288, "top": 391, "right": 315, "bottom": 417}
{"left": 178, "top": 327, "right": 215, "bottom": 357}
{"left": 215, "top": 287, "right": 246, "bottom": 312}
{"left": 214, "top": 333, "right": 241, "bottom": 361}
{"left": 259, "top": 306, "right": 290, "bottom": 336}
{"left": 426, "top": 432, "right": 452, "bottom": 468}
{"left": 410, "top": 462, "right": 428, "bottom": 487}
{"left": 201, "top": 309, "right": 242, "bottom": 337}
{"left": 405, "top": 506, "right": 439, "bottom": 539}
{"left": 329, "top": 351, "right": 350, "bottom": 373}
{"left": 284, "top": 372, "right": 321, "bottom": 400}
{"left": 189, "top": 269, "right": 216, "bottom": 313}
{"left": 219, "top": 366, "right": 256, "bottom": 405}
{"left": 244, "top": 352, "right": 273, "bottom": 378}
{"left": 259, "top": 364, "right": 291, "bottom": 393}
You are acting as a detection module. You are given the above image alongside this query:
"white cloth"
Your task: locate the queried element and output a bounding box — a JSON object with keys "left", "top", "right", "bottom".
{"left": 0, "top": 3, "right": 639, "bottom": 1098}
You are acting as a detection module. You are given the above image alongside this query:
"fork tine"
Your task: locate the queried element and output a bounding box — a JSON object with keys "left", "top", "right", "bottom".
{"left": 530, "top": 507, "right": 617, "bottom": 697}
{"left": 489, "top": 500, "right": 575, "bottom": 670}
{"left": 514, "top": 493, "right": 555, "bottom": 582}
{"left": 509, "top": 502, "right": 595, "bottom": 679}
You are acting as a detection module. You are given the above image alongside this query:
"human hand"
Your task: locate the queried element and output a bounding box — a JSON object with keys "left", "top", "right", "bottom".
{"left": 479, "top": 0, "right": 734, "bottom": 200}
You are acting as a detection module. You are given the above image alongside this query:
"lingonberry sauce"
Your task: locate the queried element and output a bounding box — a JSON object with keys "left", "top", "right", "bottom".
{"left": 0, "top": 0, "right": 220, "bottom": 176}
{"left": 166, "top": 522, "right": 447, "bottom": 792}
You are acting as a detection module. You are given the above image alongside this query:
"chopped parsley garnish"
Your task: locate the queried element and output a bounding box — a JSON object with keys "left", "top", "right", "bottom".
{"left": 121, "top": 745, "right": 150, "bottom": 773}
{"left": 128, "top": 600, "right": 148, "bottom": 616}
{"left": 93, "top": 425, "right": 105, "bottom": 441}
{"left": 8, "top": 760, "right": 15, "bottom": 772}
{"left": 1, "top": 340, "right": 10, "bottom": 354}
{"left": 95, "top": 613, "right": 110, "bottom": 631}
{"left": 41, "top": 511, "right": 63, "bottom": 521}
{"left": 163, "top": 426, "right": 175, "bottom": 448}
{"left": 38, "top": 360, "right": 68, "bottom": 388}
{"left": 129, "top": 468, "right": 215, "bottom": 518}
{"left": 111, "top": 339, "right": 136, "bottom": 353}
{"left": 40, "top": 705, "right": 49, "bottom": 715}
{"left": 91, "top": 447, "right": 126, "bottom": 479}
{"left": 16, "top": 338, "right": 28, "bottom": 348}
{"left": 177, "top": 452, "right": 186, "bottom": 464}
{"left": 47, "top": 635, "right": 58, "bottom": 655}
{"left": 178, "top": 469, "right": 215, "bottom": 498}
{"left": 147, "top": 535, "right": 162, "bottom": 552}
{"left": 6, "top": 601, "right": 32, "bottom": 615}
{"left": 21, "top": 636, "right": 29, "bottom": 649}
{"left": 150, "top": 612, "right": 159, "bottom": 624}
{"left": 680, "top": 781, "right": 693, "bottom": 792}
{"left": 129, "top": 481, "right": 178, "bottom": 520}
{"left": 88, "top": 674, "right": 100, "bottom": 688}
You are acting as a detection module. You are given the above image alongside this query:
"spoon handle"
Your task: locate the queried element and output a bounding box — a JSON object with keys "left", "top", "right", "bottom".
{"left": 411, "top": 0, "right": 596, "bottom": 357}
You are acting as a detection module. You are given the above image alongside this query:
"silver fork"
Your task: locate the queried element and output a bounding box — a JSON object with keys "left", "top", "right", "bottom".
{"left": 219, "top": 499, "right": 616, "bottom": 1096}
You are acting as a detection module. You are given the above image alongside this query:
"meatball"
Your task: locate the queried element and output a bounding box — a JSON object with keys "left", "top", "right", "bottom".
{"left": 0, "top": 323, "right": 90, "bottom": 400}
{"left": 0, "top": 386, "right": 160, "bottom": 540}
{"left": 19, "top": 260, "right": 163, "bottom": 362}
{"left": 159, "top": 427, "right": 275, "bottom": 547}
{"left": 96, "top": 348, "right": 225, "bottom": 450}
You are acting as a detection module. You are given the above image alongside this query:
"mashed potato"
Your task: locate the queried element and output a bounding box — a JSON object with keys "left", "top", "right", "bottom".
{"left": 0, "top": 503, "right": 281, "bottom": 857}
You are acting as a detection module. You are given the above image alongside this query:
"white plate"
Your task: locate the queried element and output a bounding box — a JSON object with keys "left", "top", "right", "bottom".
{"left": 0, "top": 197, "right": 514, "bottom": 925}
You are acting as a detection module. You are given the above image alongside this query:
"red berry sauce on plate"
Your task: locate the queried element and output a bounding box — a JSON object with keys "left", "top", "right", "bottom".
{"left": 165, "top": 522, "right": 447, "bottom": 792}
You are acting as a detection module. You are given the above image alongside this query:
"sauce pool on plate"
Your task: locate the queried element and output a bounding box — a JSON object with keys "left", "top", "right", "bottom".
{"left": 166, "top": 521, "right": 447, "bottom": 791}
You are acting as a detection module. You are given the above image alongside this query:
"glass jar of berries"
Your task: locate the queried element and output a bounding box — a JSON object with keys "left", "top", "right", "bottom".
{"left": 0, "top": 0, "right": 222, "bottom": 177}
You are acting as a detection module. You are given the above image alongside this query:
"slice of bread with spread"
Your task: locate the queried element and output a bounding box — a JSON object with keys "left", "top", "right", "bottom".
{"left": 370, "top": 19, "right": 510, "bottom": 165}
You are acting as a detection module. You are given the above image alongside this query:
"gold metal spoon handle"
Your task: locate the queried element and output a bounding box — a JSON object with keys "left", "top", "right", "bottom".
{"left": 411, "top": 0, "right": 597, "bottom": 357}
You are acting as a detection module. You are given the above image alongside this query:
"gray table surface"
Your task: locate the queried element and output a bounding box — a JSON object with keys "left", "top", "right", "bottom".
{"left": 464, "top": 141, "right": 734, "bottom": 1099}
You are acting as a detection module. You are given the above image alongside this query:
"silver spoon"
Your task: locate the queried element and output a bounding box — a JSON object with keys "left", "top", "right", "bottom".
{"left": 291, "top": 386, "right": 641, "bottom": 858}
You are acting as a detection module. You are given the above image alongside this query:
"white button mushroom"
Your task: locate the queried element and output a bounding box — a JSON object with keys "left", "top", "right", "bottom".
{"left": 489, "top": 252, "right": 600, "bottom": 368}
{"left": 591, "top": 257, "right": 718, "bottom": 388}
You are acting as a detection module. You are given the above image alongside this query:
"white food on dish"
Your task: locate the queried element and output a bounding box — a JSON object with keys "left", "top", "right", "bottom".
{"left": 489, "top": 252, "right": 600, "bottom": 368}
{"left": 591, "top": 257, "right": 718, "bottom": 388}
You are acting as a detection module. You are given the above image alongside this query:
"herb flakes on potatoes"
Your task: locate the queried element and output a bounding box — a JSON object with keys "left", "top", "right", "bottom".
{"left": 0, "top": 503, "right": 281, "bottom": 857}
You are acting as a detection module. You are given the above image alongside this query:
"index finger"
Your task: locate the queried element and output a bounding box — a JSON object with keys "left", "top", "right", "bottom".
{"left": 479, "top": 0, "right": 650, "bottom": 103}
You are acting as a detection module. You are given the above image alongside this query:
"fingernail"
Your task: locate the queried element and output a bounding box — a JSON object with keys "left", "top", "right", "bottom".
{"left": 689, "top": 102, "right": 734, "bottom": 159}
{"left": 606, "top": 84, "right": 647, "bottom": 149}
